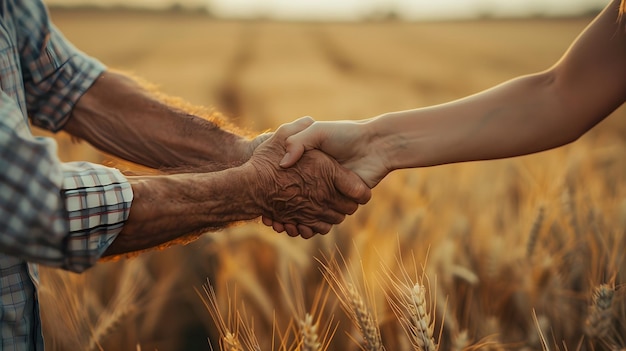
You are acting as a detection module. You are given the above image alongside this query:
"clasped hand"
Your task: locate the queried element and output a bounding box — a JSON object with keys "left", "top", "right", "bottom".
{"left": 248, "top": 117, "right": 372, "bottom": 238}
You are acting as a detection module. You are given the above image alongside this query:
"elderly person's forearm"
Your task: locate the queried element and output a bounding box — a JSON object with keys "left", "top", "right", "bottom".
{"left": 104, "top": 168, "right": 256, "bottom": 256}
{"left": 65, "top": 70, "right": 264, "bottom": 171}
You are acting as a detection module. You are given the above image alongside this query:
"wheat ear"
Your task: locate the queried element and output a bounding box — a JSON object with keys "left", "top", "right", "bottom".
{"left": 345, "top": 283, "right": 385, "bottom": 351}
{"left": 319, "top": 254, "right": 384, "bottom": 351}
{"left": 196, "top": 282, "right": 246, "bottom": 351}
{"left": 88, "top": 305, "right": 136, "bottom": 351}
{"left": 223, "top": 331, "right": 244, "bottom": 351}
{"left": 407, "top": 284, "right": 437, "bottom": 351}
{"left": 526, "top": 205, "right": 545, "bottom": 259}
{"left": 382, "top": 265, "right": 437, "bottom": 351}
{"left": 584, "top": 284, "right": 614, "bottom": 339}
{"left": 299, "top": 313, "right": 322, "bottom": 351}
{"left": 88, "top": 262, "right": 149, "bottom": 351}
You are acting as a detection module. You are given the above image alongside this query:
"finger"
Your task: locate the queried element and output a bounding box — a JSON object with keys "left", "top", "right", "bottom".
{"left": 311, "top": 208, "right": 346, "bottom": 225}
{"left": 279, "top": 140, "right": 306, "bottom": 168}
{"left": 297, "top": 224, "right": 314, "bottom": 239}
{"left": 279, "top": 122, "right": 323, "bottom": 168}
{"left": 284, "top": 223, "right": 300, "bottom": 237}
{"left": 262, "top": 216, "right": 273, "bottom": 226}
{"left": 275, "top": 116, "right": 315, "bottom": 139}
{"left": 311, "top": 222, "right": 333, "bottom": 235}
{"left": 329, "top": 198, "right": 359, "bottom": 216}
{"left": 272, "top": 222, "right": 286, "bottom": 233}
{"left": 333, "top": 166, "right": 372, "bottom": 205}
{"left": 327, "top": 211, "right": 346, "bottom": 225}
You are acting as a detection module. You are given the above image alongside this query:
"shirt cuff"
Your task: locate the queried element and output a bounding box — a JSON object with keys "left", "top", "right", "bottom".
{"left": 61, "top": 162, "right": 133, "bottom": 272}
{"left": 27, "top": 26, "right": 106, "bottom": 132}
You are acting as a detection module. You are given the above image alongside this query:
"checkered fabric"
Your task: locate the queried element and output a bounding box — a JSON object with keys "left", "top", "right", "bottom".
{"left": 0, "top": 1, "right": 133, "bottom": 349}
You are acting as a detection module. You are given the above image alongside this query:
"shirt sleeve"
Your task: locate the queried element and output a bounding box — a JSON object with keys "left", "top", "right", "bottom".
{"left": 14, "top": 0, "right": 106, "bottom": 132}
{"left": 60, "top": 162, "right": 133, "bottom": 271}
{"left": 1, "top": 93, "right": 133, "bottom": 273}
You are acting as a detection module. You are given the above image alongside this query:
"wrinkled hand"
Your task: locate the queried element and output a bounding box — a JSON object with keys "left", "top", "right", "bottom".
{"left": 279, "top": 117, "right": 390, "bottom": 188}
{"left": 248, "top": 117, "right": 371, "bottom": 238}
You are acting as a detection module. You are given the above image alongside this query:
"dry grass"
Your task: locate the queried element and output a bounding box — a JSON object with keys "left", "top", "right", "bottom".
{"left": 35, "top": 8, "right": 626, "bottom": 351}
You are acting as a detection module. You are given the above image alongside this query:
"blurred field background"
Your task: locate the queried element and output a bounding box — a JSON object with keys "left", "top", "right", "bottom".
{"left": 34, "top": 4, "right": 626, "bottom": 351}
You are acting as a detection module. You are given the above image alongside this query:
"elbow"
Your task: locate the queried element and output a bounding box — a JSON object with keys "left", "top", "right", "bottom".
{"left": 534, "top": 68, "right": 599, "bottom": 145}
{"left": 531, "top": 68, "right": 559, "bottom": 96}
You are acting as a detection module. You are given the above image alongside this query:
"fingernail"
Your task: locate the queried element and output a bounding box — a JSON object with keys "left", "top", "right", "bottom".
{"left": 279, "top": 154, "right": 290, "bottom": 167}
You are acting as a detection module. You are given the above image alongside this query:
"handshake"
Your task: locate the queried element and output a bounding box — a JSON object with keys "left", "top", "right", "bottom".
{"left": 240, "top": 115, "right": 388, "bottom": 238}
{"left": 107, "top": 114, "right": 392, "bottom": 256}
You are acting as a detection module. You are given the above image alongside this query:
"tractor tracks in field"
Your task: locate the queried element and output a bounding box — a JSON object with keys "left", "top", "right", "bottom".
{"left": 309, "top": 27, "right": 449, "bottom": 98}
{"left": 214, "top": 23, "right": 259, "bottom": 118}
{"left": 310, "top": 28, "right": 395, "bottom": 78}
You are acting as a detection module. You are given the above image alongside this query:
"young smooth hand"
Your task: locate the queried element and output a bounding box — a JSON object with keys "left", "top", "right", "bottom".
{"left": 278, "top": 118, "right": 391, "bottom": 188}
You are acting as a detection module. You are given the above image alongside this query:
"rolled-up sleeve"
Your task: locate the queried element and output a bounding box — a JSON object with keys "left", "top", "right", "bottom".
{"left": 15, "top": 0, "right": 106, "bottom": 132}
{"left": 61, "top": 162, "right": 132, "bottom": 270}
{"left": 1, "top": 93, "right": 133, "bottom": 272}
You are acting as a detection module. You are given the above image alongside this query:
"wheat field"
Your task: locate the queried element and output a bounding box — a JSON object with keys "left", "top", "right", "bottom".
{"left": 36, "top": 7, "right": 626, "bottom": 351}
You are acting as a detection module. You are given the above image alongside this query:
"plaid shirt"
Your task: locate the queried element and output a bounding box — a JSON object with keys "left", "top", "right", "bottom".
{"left": 0, "top": 1, "right": 133, "bottom": 350}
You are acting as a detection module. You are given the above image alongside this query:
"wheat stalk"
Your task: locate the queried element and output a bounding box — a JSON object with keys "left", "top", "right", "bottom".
{"left": 222, "top": 331, "right": 244, "bottom": 351}
{"left": 299, "top": 313, "right": 322, "bottom": 351}
{"left": 318, "top": 253, "right": 384, "bottom": 351}
{"left": 197, "top": 282, "right": 240, "bottom": 351}
{"left": 38, "top": 270, "right": 92, "bottom": 349}
{"left": 277, "top": 264, "right": 337, "bottom": 351}
{"left": 451, "top": 330, "right": 469, "bottom": 351}
{"left": 344, "top": 282, "right": 385, "bottom": 351}
{"left": 88, "top": 305, "right": 136, "bottom": 351}
{"left": 532, "top": 309, "right": 551, "bottom": 351}
{"left": 197, "top": 280, "right": 264, "bottom": 351}
{"left": 88, "top": 261, "right": 149, "bottom": 351}
{"left": 562, "top": 188, "right": 581, "bottom": 237}
{"left": 526, "top": 205, "right": 545, "bottom": 259}
{"left": 380, "top": 250, "right": 438, "bottom": 351}
{"left": 584, "top": 284, "right": 615, "bottom": 339}
{"left": 406, "top": 283, "right": 436, "bottom": 351}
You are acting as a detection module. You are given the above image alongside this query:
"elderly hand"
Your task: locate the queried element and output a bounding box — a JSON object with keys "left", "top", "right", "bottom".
{"left": 248, "top": 117, "right": 371, "bottom": 238}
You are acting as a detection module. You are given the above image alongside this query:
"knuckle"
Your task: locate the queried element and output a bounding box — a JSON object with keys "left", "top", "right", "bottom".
{"left": 334, "top": 214, "right": 346, "bottom": 225}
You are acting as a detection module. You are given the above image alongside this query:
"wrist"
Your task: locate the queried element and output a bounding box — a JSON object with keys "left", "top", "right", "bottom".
{"left": 220, "top": 136, "right": 251, "bottom": 167}
{"left": 364, "top": 114, "right": 397, "bottom": 173}
{"left": 196, "top": 165, "right": 261, "bottom": 222}
{"left": 234, "top": 135, "right": 262, "bottom": 165}
{"left": 238, "top": 160, "right": 277, "bottom": 219}
{"left": 127, "top": 168, "right": 261, "bottom": 234}
{"left": 107, "top": 169, "right": 260, "bottom": 256}
{"left": 197, "top": 133, "right": 264, "bottom": 170}
{"left": 231, "top": 132, "right": 273, "bottom": 167}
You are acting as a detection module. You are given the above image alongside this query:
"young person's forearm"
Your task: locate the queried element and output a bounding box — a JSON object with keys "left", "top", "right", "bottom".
{"left": 368, "top": 71, "right": 601, "bottom": 169}
{"left": 103, "top": 165, "right": 258, "bottom": 256}
{"left": 369, "top": 1, "right": 626, "bottom": 171}
{"left": 65, "top": 71, "right": 252, "bottom": 170}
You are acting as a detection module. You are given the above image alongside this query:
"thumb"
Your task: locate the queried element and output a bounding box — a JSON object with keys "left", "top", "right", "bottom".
{"left": 279, "top": 120, "right": 323, "bottom": 168}
{"left": 333, "top": 166, "right": 372, "bottom": 205}
{"left": 279, "top": 131, "right": 308, "bottom": 168}
{"left": 275, "top": 116, "right": 315, "bottom": 168}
